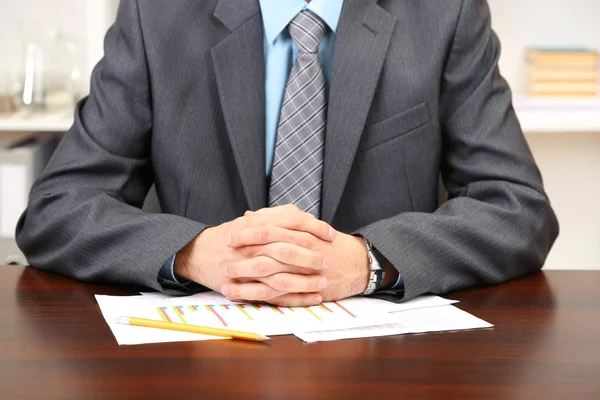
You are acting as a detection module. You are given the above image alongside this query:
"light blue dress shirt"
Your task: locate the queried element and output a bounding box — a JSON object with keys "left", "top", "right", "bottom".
{"left": 261, "top": 0, "right": 343, "bottom": 174}
{"left": 159, "top": 0, "right": 403, "bottom": 293}
{"left": 159, "top": 0, "right": 344, "bottom": 283}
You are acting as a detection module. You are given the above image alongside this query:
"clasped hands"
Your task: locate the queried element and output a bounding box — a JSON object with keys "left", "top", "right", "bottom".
{"left": 174, "top": 205, "right": 370, "bottom": 306}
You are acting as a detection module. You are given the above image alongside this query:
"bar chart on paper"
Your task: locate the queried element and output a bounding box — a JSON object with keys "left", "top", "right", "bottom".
{"left": 150, "top": 300, "right": 382, "bottom": 336}
{"left": 95, "top": 292, "right": 458, "bottom": 345}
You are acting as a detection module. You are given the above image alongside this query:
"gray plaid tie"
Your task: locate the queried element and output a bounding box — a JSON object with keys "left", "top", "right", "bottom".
{"left": 268, "top": 10, "right": 327, "bottom": 217}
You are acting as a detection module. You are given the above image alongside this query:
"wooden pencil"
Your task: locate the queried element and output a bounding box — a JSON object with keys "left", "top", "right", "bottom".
{"left": 116, "top": 316, "right": 271, "bottom": 342}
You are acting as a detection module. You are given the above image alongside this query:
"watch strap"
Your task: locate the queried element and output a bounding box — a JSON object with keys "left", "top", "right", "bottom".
{"left": 362, "top": 238, "right": 385, "bottom": 295}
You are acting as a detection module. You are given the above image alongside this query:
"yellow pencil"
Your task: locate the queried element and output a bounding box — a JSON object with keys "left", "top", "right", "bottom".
{"left": 116, "top": 316, "right": 271, "bottom": 342}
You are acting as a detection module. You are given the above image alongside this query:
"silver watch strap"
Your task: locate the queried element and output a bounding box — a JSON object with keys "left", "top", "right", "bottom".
{"left": 362, "top": 238, "right": 385, "bottom": 295}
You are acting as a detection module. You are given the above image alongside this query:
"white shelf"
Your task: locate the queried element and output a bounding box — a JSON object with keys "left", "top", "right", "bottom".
{"left": 1, "top": 98, "right": 599, "bottom": 134}
{"left": 513, "top": 97, "right": 600, "bottom": 133}
{"left": 0, "top": 110, "right": 73, "bottom": 132}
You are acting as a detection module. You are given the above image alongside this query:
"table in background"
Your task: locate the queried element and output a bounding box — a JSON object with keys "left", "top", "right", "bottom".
{"left": 0, "top": 266, "right": 598, "bottom": 399}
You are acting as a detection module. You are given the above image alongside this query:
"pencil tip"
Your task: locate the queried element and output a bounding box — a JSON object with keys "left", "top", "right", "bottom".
{"left": 259, "top": 335, "right": 271, "bottom": 341}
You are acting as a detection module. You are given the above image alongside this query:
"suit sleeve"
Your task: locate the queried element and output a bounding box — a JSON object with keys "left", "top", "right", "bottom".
{"left": 355, "top": 0, "right": 559, "bottom": 300}
{"left": 15, "top": 0, "right": 206, "bottom": 294}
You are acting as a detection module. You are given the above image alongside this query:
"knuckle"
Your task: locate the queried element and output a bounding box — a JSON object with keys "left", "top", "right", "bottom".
{"left": 272, "top": 277, "right": 289, "bottom": 292}
{"left": 239, "top": 245, "right": 254, "bottom": 257}
{"left": 318, "top": 222, "right": 329, "bottom": 237}
{"left": 274, "top": 295, "right": 297, "bottom": 307}
{"left": 256, "top": 287, "right": 271, "bottom": 300}
{"left": 298, "top": 233, "right": 315, "bottom": 250}
{"left": 311, "top": 276, "right": 322, "bottom": 290}
{"left": 290, "top": 214, "right": 301, "bottom": 230}
{"left": 301, "top": 297, "right": 315, "bottom": 307}
{"left": 269, "top": 297, "right": 284, "bottom": 306}
{"left": 254, "top": 227, "right": 269, "bottom": 243}
{"left": 252, "top": 258, "right": 270, "bottom": 276}
{"left": 235, "top": 216, "right": 251, "bottom": 229}
{"left": 227, "top": 287, "right": 238, "bottom": 300}
{"left": 278, "top": 245, "right": 294, "bottom": 262}
{"left": 226, "top": 263, "right": 239, "bottom": 278}
{"left": 312, "top": 254, "right": 324, "bottom": 269}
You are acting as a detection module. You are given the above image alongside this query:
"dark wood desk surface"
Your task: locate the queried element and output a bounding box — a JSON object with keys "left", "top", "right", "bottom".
{"left": 0, "top": 267, "right": 598, "bottom": 400}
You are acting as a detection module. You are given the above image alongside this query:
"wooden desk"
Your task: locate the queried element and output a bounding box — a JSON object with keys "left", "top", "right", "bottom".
{"left": 0, "top": 267, "right": 598, "bottom": 399}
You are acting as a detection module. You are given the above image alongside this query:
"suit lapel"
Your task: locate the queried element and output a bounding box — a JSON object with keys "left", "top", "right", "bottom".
{"left": 211, "top": 0, "right": 267, "bottom": 210}
{"left": 321, "top": 0, "right": 397, "bottom": 223}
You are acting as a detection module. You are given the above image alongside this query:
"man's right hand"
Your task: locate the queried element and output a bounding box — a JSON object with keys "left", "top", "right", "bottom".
{"left": 174, "top": 205, "right": 337, "bottom": 306}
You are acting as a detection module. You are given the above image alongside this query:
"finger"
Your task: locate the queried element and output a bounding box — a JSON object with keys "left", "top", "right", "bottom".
{"left": 255, "top": 204, "right": 296, "bottom": 213}
{"left": 228, "top": 225, "right": 321, "bottom": 249}
{"left": 247, "top": 211, "right": 336, "bottom": 242}
{"left": 269, "top": 293, "right": 323, "bottom": 307}
{"left": 253, "top": 204, "right": 312, "bottom": 216}
{"left": 260, "top": 273, "right": 327, "bottom": 293}
{"left": 243, "top": 242, "right": 328, "bottom": 270}
{"left": 224, "top": 256, "right": 317, "bottom": 279}
{"left": 221, "top": 282, "right": 283, "bottom": 302}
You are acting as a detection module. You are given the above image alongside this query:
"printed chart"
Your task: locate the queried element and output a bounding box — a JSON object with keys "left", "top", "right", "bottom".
{"left": 96, "top": 293, "right": 395, "bottom": 344}
{"left": 153, "top": 301, "right": 364, "bottom": 335}
{"left": 96, "top": 293, "right": 458, "bottom": 345}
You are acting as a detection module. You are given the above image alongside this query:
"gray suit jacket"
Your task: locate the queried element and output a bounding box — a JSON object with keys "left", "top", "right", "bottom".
{"left": 16, "top": 0, "right": 559, "bottom": 300}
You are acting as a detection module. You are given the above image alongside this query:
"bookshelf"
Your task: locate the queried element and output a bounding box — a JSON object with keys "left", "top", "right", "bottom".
{"left": 0, "top": 111, "right": 73, "bottom": 133}
{"left": 3, "top": 99, "right": 600, "bottom": 135}
{"left": 514, "top": 97, "right": 600, "bottom": 133}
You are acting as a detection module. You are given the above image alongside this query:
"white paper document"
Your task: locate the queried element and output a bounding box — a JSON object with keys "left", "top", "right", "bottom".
{"left": 294, "top": 305, "right": 494, "bottom": 343}
{"left": 96, "top": 293, "right": 397, "bottom": 345}
{"left": 138, "top": 291, "right": 458, "bottom": 312}
{"left": 96, "top": 291, "right": 488, "bottom": 346}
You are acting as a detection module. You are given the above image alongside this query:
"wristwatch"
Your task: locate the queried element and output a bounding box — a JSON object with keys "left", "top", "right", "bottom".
{"left": 362, "top": 237, "right": 386, "bottom": 295}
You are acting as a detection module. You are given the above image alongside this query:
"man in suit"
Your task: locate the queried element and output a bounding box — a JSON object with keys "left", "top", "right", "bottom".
{"left": 16, "top": 0, "right": 558, "bottom": 306}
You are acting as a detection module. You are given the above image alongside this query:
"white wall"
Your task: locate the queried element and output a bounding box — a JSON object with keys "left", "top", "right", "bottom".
{"left": 489, "top": 0, "right": 600, "bottom": 270}
{"left": 526, "top": 133, "right": 600, "bottom": 270}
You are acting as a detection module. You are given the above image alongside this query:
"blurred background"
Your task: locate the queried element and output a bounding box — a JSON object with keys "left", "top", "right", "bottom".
{"left": 0, "top": 0, "right": 598, "bottom": 270}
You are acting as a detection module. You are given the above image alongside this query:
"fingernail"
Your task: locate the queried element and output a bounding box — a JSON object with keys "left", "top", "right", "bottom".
{"left": 329, "top": 228, "right": 337, "bottom": 241}
{"left": 225, "top": 233, "right": 232, "bottom": 247}
{"left": 222, "top": 265, "right": 229, "bottom": 277}
{"left": 318, "top": 277, "right": 327, "bottom": 289}
{"left": 221, "top": 285, "right": 229, "bottom": 297}
{"left": 322, "top": 257, "right": 329, "bottom": 270}
{"left": 312, "top": 295, "right": 322, "bottom": 304}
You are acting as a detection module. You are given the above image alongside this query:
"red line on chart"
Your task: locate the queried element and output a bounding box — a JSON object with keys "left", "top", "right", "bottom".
{"left": 175, "top": 306, "right": 184, "bottom": 315}
{"left": 319, "top": 303, "right": 333, "bottom": 312}
{"left": 158, "top": 307, "right": 172, "bottom": 322}
{"left": 206, "top": 305, "right": 228, "bottom": 327}
{"left": 271, "top": 305, "right": 284, "bottom": 314}
{"left": 221, "top": 304, "right": 230, "bottom": 310}
{"left": 333, "top": 301, "right": 356, "bottom": 318}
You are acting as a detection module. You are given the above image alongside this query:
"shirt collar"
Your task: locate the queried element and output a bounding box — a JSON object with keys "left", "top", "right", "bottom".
{"left": 259, "top": 0, "right": 344, "bottom": 45}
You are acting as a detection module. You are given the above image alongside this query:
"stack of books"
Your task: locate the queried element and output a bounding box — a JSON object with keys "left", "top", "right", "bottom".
{"left": 526, "top": 48, "right": 599, "bottom": 97}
